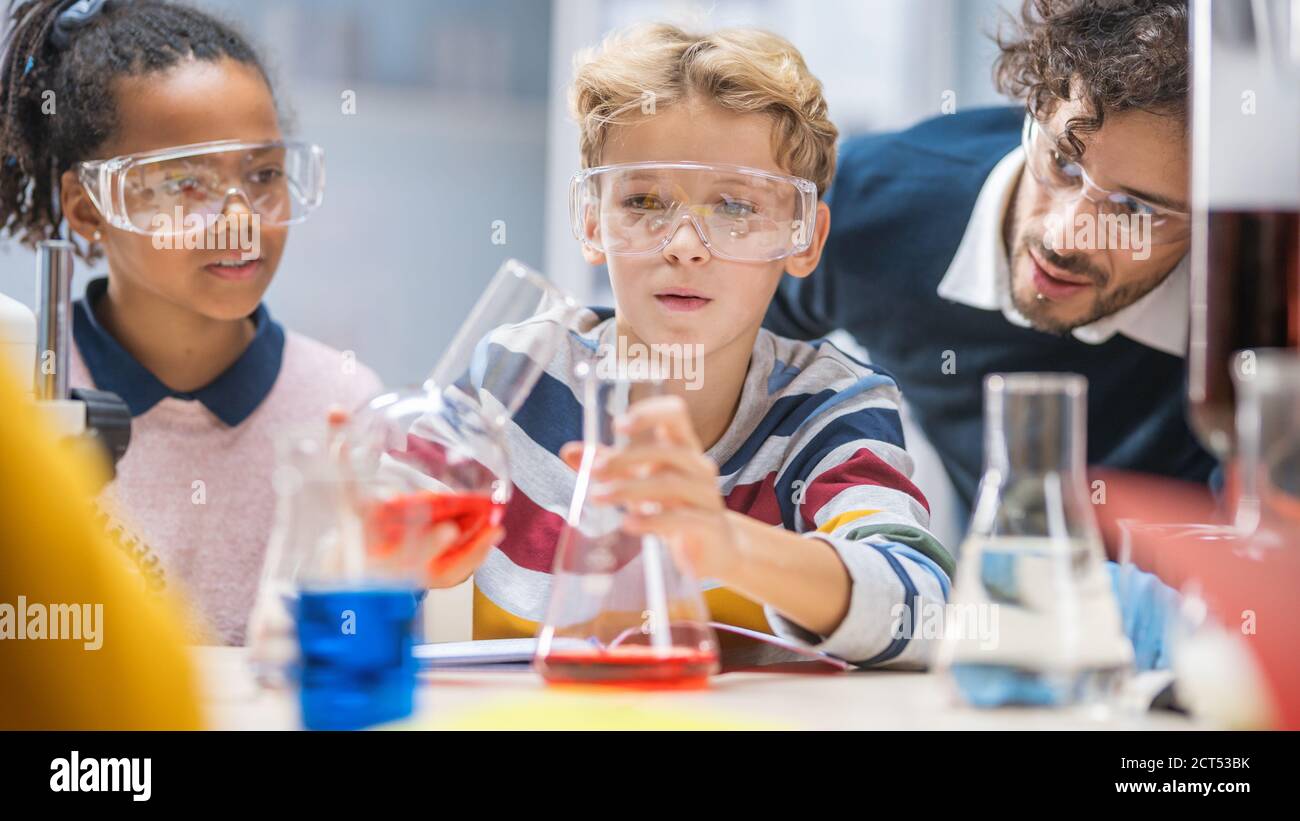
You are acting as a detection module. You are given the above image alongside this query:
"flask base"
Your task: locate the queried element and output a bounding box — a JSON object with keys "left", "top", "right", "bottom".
{"left": 536, "top": 645, "right": 718, "bottom": 689}
{"left": 949, "top": 662, "right": 1129, "bottom": 708}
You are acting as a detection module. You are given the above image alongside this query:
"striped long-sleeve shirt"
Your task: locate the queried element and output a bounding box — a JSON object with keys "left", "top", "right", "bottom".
{"left": 472, "top": 307, "right": 954, "bottom": 667}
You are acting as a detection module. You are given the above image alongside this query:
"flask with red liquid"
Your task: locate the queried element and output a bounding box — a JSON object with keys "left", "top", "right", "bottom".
{"left": 247, "top": 260, "right": 579, "bottom": 690}
{"left": 534, "top": 364, "right": 720, "bottom": 688}
{"left": 343, "top": 259, "right": 580, "bottom": 586}
{"left": 347, "top": 385, "right": 509, "bottom": 582}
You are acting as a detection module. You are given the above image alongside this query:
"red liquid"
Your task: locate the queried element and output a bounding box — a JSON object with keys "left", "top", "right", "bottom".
{"left": 364, "top": 490, "right": 504, "bottom": 576}
{"left": 1190, "top": 209, "right": 1300, "bottom": 456}
{"left": 537, "top": 645, "right": 719, "bottom": 689}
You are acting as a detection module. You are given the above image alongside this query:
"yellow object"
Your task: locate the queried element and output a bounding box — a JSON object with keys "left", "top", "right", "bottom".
{"left": 816, "top": 508, "right": 880, "bottom": 534}
{"left": 425, "top": 690, "right": 788, "bottom": 731}
{"left": 470, "top": 511, "right": 891, "bottom": 641}
{"left": 0, "top": 361, "right": 203, "bottom": 729}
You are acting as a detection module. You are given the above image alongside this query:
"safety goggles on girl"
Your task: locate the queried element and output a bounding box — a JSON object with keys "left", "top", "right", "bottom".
{"left": 77, "top": 139, "right": 325, "bottom": 236}
{"left": 570, "top": 161, "right": 819, "bottom": 262}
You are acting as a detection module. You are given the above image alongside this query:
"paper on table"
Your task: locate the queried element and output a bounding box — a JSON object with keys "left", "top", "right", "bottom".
{"left": 415, "top": 622, "right": 853, "bottom": 672}
{"left": 413, "top": 637, "right": 582, "bottom": 667}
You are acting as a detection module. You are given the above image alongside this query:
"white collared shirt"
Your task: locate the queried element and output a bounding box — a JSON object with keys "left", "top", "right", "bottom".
{"left": 936, "top": 146, "right": 1189, "bottom": 358}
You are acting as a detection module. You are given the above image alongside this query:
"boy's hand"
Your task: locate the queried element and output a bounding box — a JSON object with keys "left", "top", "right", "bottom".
{"left": 559, "top": 395, "right": 741, "bottom": 581}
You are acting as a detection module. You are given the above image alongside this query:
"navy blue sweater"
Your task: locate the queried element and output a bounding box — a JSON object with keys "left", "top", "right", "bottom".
{"left": 766, "top": 107, "right": 1216, "bottom": 512}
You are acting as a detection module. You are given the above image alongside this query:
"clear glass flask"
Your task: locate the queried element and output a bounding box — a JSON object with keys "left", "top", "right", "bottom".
{"left": 937, "top": 373, "right": 1133, "bottom": 707}
{"left": 1228, "top": 349, "right": 1300, "bottom": 540}
{"left": 246, "top": 421, "right": 349, "bottom": 690}
{"left": 534, "top": 364, "right": 720, "bottom": 687}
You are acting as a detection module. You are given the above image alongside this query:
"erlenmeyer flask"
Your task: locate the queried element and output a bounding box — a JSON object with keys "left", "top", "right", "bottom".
{"left": 937, "top": 373, "right": 1132, "bottom": 707}
{"left": 246, "top": 421, "right": 349, "bottom": 689}
{"left": 345, "top": 385, "right": 511, "bottom": 583}
{"left": 431, "top": 258, "right": 582, "bottom": 427}
{"left": 534, "top": 364, "right": 720, "bottom": 687}
{"left": 340, "top": 259, "right": 581, "bottom": 586}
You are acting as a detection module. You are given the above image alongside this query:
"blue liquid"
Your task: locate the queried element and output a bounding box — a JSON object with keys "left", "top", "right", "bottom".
{"left": 295, "top": 588, "right": 420, "bottom": 730}
{"left": 950, "top": 663, "right": 1128, "bottom": 708}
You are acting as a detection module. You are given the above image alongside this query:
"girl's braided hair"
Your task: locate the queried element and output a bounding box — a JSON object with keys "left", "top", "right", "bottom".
{"left": 0, "top": 0, "right": 272, "bottom": 259}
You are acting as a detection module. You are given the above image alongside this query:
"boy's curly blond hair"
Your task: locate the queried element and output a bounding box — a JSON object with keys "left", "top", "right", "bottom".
{"left": 570, "top": 24, "right": 838, "bottom": 196}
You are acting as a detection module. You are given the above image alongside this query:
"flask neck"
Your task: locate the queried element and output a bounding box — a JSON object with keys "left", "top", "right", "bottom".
{"left": 570, "top": 368, "right": 663, "bottom": 527}
{"left": 983, "top": 377, "right": 1088, "bottom": 480}
{"left": 972, "top": 374, "right": 1097, "bottom": 542}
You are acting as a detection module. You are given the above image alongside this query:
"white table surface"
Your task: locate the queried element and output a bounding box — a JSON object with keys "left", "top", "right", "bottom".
{"left": 195, "top": 646, "right": 1199, "bottom": 731}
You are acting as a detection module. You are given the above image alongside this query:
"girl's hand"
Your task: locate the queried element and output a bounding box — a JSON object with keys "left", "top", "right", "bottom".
{"left": 425, "top": 522, "right": 504, "bottom": 589}
{"left": 337, "top": 407, "right": 503, "bottom": 590}
{"left": 559, "top": 395, "right": 742, "bottom": 582}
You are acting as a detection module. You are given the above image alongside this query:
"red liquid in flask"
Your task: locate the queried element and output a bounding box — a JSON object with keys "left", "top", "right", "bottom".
{"left": 364, "top": 490, "right": 504, "bottom": 576}
{"left": 1190, "top": 209, "right": 1300, "bottom": 456}
{"left": 537, "top": 645, "right": 718, "bottom": 689}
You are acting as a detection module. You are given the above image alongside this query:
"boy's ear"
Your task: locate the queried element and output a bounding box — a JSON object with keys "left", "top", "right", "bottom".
{"left": 580, "top": 243, "right": 606, "bottom": 267}
{"left": 784, "top": 200, "right": 831, "bottom": 279}
{"left": 60, "top": 169, "right": 101, "bottom": 244}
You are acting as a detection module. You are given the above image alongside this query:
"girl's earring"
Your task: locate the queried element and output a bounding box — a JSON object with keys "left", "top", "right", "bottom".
{"left": 92, "top": 229, "right": 103, "bottom": 242}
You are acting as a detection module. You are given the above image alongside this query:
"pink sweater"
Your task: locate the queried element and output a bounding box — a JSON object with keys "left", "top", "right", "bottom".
{"left": 71, "top": 333, "right": 382, "bottom": 645}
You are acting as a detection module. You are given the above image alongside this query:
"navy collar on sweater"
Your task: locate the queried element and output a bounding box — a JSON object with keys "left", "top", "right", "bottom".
{"left": 73, "top": 277, "right": 285, "bottom": 426}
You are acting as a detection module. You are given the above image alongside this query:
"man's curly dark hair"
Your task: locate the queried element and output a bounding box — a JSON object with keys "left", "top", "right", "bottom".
{"left": 994, "top": 0, "right": 1189, "bottom": 160}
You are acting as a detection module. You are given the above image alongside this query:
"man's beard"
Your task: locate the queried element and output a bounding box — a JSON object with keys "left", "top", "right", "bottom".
{"left": 1008, "top": 231, "right": 1169, "bottom": 336}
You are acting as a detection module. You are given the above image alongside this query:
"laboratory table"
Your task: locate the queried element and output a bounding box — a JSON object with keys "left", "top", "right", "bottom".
{"left": 196, "top": 646, "right": 1199, "bottom": 731}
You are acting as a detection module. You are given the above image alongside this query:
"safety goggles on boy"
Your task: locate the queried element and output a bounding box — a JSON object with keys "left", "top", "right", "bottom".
{"left": 570, "top": 161, "right": 819, "bottom": 262}
{"left": 77, "top": 139, "right": 325, "bottom": 235}
{"left": 1021, "top": 115, "right": 1190, "bottom": 245}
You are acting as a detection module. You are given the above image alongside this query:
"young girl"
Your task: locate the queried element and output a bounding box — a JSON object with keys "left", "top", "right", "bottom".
{"left": 0, "top": 0, "right": 382, "bottom": 644}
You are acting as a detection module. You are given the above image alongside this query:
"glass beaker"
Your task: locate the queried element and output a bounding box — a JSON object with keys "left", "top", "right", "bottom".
{"left": 534, "top": 364, "right": 720, "bottom": 687}
{"left": 937, "top": 373, "right": 1133, "bottom": 707}
{"left": 292, "top": 504, "right": 423, "bottom": 732}
{"left": 1229, "top": 349, "right": 1300, "bottom": 539}
{"left": 245, "top": 420, "right": 424, "bottom": 729}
